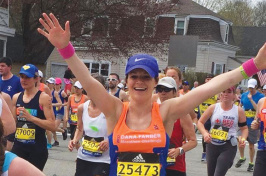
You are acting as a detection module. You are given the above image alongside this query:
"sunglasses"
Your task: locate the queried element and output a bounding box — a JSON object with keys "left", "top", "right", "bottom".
{"left": 156, "top": 87, "right": 174, "bottom": 93}
{"left": 107, "top": 78, "right": 118, "bottom": 81}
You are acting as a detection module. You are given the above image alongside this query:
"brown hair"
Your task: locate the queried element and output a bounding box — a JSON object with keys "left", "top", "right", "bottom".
{"left": 91, "top": 73, "right": 105, "bottom": 87}
{"left": 0, "top": 119, "right": 5, "bottom": 174}
{"left": 165, "top": 66, "right": 182, "bottom": 80}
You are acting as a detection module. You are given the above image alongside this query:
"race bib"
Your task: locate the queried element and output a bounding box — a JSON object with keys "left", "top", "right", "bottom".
{"left": 245, "top": 110, "right": 256, "bottom": 118}
{"left": 166, "top": 157, "right": 175, "bottom": 166}
{"left": 210, "top": 128, "right": 228, "bottom": 141}
{"left": 15, "top": 128, "right": 35, "bottom": 140}
{"left": 199, "top": 103, "right": 210, "bottom": 115}
{"left": 117, "top": 152, "right": 160, "bottom": 176}
{"left": 81, "top": 136, "right": 104, "bottom": 157}
{"left": 70, "top": 114, "right": 78, "bottom": 123}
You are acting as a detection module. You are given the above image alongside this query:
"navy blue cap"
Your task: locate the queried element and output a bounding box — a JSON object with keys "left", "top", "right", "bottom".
{"left": 183, "top": 80, "right": 189, "bottom": 85}
{"left": 125, "top": 54, "right": 159, "bottom": 78}
{"left": 19, "top": 64, "right": 38, "bottom": 78}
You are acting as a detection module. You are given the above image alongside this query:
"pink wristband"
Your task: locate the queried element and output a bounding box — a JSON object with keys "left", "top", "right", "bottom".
{"left": 57, "top": 42, "right": 75, "bottom": 59}
{"left": 242, "top": 58, "right": 259, "bottom": 77}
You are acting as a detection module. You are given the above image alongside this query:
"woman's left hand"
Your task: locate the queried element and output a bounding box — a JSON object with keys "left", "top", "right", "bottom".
{"left": 17, "top": 107, "right": 33, "bottom": 122}
{"left": 98, "top": 140, "right": 109, "bottom": 152}
{"left": 238, "top": 136, "right": 246, "bottom": 148}
{"left": 168, "top": 148, "right": 179, "bottom": 159}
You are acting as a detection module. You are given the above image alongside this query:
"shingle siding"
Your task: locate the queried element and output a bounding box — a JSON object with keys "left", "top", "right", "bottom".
{"left": 187, "top": 18, "right": 223, "bottom": 42}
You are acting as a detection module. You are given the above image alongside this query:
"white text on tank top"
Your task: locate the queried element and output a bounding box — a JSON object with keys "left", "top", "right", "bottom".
{"left": 210, "top": 103, "right": 238, "bottom": 145}
{"left": 77, "top": 100, "right": 110, "bottom": 164}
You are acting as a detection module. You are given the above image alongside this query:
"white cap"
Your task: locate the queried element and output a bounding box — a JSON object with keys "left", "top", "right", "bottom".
{"left": 38, "top": 70, "right": 43, "bottom": 78}
{"left": 263, "top": 85, "right": 266, "bottom": 90}
{"left": 247, "top": 78, "right": 257, "bottom": 88}
{"left": 157, "top": 77, "right": 177, "bottom": 90}
{"left": 46, "top": 77, "right": 55, "bottom": 84}
{"left": 74, "top": 81, "right": 83, "bottom": 89}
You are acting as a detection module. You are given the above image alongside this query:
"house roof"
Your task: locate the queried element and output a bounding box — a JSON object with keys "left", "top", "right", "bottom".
{"left": 167, "top": 0, "right": 227, "bottom": 21}
{"left": 232, "top": 26, "right": 266, "bottom": 56}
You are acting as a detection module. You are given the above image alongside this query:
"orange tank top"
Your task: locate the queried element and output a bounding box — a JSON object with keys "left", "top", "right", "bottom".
{"left": 113, "top": 102, "right": 166, "bottom": 153}
{"left": 70, "top": 94, "right": 85, "bottom": 113}
{"left": 39, "top": 83, "right": 45, "bottom": 92}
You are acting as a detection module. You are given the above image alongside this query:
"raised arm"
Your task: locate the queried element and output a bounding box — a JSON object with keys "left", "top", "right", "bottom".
{"left": 37, "top": 13, "right": 122, "bottom": 122}
{"left": 165, "top": 45, "right": 266, "bottom": 121}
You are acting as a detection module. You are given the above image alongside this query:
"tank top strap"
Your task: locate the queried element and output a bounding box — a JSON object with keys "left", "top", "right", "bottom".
{"left": 115, "top": 102, "right": 129, "bottom": 127}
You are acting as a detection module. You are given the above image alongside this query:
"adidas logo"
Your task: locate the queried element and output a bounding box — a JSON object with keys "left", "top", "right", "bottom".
{"left": 22, "top": 123, "right": 28, "bottom": 129}
{"left": 132, "top": 154, "right": 145, "bottom": 163}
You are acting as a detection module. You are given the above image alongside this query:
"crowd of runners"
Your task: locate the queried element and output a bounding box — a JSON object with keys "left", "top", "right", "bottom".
{"left": 0, "top": 12, "right": 266, "bottom": 176}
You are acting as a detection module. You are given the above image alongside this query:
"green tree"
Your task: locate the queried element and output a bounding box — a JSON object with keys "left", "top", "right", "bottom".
{"left": 9, "top": 0, "right": 174, "bottom": 64}
{"left": 254, "top": 1, "right": 266, "bottom": 26}
{"left": 218, "top": 0, "right": 254, "bottom": 26}
{"left": 193, "top": 0, "right": 228, "bottom": 12}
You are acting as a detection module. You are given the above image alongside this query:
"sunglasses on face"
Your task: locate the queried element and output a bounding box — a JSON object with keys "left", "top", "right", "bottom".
{"left": 107, "top": 78, "right": 118, "bottom": 81}
{"left": 156, "top": 87, "right": 173, "bottom": 93}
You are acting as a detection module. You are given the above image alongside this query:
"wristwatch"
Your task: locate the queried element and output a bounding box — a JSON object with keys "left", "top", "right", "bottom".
{"left": 178, "top": 147, "right": 185, "bottom": 156}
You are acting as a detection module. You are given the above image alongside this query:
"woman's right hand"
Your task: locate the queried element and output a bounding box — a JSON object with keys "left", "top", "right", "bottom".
{"left": 68, "top": 140, "right": 76, "bottom": 152}
{"left": 203, "top": 132, "right": 211, "bottom": 143}
{"left": 37, "top": 13, "right": 70, "bottom": 49}
{"left": 251, "top": 119, "right": 259, "bottom": 130}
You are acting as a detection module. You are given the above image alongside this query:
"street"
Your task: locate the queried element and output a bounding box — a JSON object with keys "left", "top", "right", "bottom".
{"left": 43, "top": 133, "right": 254, "bottom": 176}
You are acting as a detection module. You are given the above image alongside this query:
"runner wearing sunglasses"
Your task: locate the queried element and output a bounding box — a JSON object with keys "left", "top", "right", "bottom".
{"left": 107, "top": 73, "right": 128, "bottom": 102}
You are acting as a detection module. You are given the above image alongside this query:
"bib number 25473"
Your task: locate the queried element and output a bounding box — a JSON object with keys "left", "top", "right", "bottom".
{"left": 117, "top": 163, "right": 159, "bottom": 176}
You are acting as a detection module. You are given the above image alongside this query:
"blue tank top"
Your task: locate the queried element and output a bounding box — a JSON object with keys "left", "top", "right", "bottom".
{"left": 57, "top": 89, "right": 65, "bottom": 115}
{"left": 52, "top": 90, "right": 57, "bottom": 116}
{"left": 14, "top": 91, "right": 47, "bottom": 149}
{"left": 2, "top": 152, "right": 17, "bottom": 175}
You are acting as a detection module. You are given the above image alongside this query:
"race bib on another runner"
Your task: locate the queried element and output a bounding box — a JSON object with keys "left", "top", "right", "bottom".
{"left": 210, "top": 125, "right": 229, "bottom": 143}
{"left": 15, "top": 122, "right": 36, "bottom": 144}
{"left": 117, "top": 152, "right": 160, "bottom": 176}
{"left": 81, "top": 136, "right": 104, "bottom": 157}
{"left": 245, "top": 110, "right": 256, "bottom": 118}
{"left": 70, "top": 114, "right": 78, "bottom": 123}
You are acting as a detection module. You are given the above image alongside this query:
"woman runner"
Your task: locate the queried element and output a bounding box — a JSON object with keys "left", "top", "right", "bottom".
{"left": 38, "top": 13, "right": 266, "bottom": 175}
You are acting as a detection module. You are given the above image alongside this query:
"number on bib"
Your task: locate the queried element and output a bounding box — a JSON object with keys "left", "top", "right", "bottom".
{"left": 15, "top": 128, "right": 35, "bottom": 140}
{"left": 210, "top": 129, "right": 228, "bottom": 141}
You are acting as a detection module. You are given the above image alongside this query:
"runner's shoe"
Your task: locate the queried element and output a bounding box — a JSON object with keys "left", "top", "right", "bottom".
{"left": 235, "top": 158, "right": 246, "bottom": 168}
{"left": 247, "top": 163, "right": 254, "bottom": 172}
{"left": 47, "top": 143, "right": 52, "bottom": 149}
{"left": 201, "top": 152, "right": 206, "bottom": 162}
{"left": 62, "top": 129, "right": 67, "bottom": 140}
{"left": 52, "top": 141, "right": 59, "bottom": 147}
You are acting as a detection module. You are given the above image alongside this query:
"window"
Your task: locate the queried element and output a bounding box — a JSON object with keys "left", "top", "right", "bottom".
{"left": 224, "top": 25, "right": 229, "bottom": 44}
{"left": 84, "top": 62, "right": 110, "bottom": 77}
{"left": 144, "top": 17, "right": 155, "bottom": 37}
{"left": 175, "top": 20, "right": 185, "bottom": 35}
{"left": 213, "top": 63, "right": 223, "bottom": 75}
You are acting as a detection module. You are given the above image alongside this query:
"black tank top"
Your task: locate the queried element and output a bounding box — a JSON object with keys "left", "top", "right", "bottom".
{"left": 14, "top": 91, "right": 47, "bottom": 149}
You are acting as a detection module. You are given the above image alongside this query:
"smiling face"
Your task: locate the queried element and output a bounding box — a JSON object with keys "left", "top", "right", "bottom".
{"left": 126, "top": 68, "right": 157, "bottom": 102}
